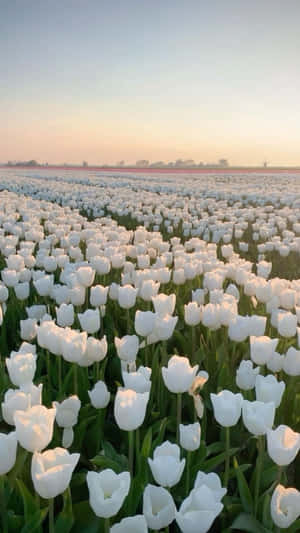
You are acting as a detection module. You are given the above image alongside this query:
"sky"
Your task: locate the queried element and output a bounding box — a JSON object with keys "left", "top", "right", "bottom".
{"left": 1, "top": 0, "right": 300, "bottom": 166}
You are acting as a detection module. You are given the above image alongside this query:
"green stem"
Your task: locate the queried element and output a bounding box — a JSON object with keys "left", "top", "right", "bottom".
{"left": 224, "top": 426, "right": 230, "bottom": 488}
{"left": 35, "top": 491, "right": 40, "bottom": 508}
{"left": 49, "top": 498, "right": 54, "bottom": 533}
{"left": 128, "top": 430, "right": 134, "bottom": 476}
{"left": 96, "top": 361, "right": 100, "bottom": 381}
{"left": 145, "top": 339, "right": 149, "bottom": 367}
{"left": 46, "top": 350, "right": 51, "bottom": 400}
{"left": 96, "top": 408, "right": 105, "bottom": 454}
{"left": 185, "top": 451, "right": 191, "bottom": 494}
{"left": 191, "top": 327, "right": 195, "bottom": 363}
{"left": 85, "top": 287, "right": 89, "bottom": 310}
{"left": 58, "top": 356, "right": 62, "bottom": 398}
{"left": 254, "top": 435, "right": 264, "bottom": 518}
{"left": 73, "top": 363, "right": 78, "bottom": 395}
{"left": 126, "top": 308, "right": 130, "bottom": 333}
{"left": 0, "top": 476, "right": 8, "bottom": 533}
{"left": 136, "top": 428, "right": 141, "bottom": 472}
{"left": 104, "top": 517, "right": 110, "bottom": 533}
{"left": 176, "top": 393, "right": 182, "bottom": 444}
{"left": 8, "top": 448, "right": 28, "bottom": 487}
{"left": 277, "top": 465, "right": 283, "bottom": 485}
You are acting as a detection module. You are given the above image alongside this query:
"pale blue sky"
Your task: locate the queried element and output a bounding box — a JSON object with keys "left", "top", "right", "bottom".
{"left": 1, "top": 0, "right": 300, "bottom": 165}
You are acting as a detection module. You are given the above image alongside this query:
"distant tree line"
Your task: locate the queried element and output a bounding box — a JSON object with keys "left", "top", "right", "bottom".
{"left": 133, "top": 158, "right": 229, "bottom": 168}
{"left": 5, "top": 158, "right": 230, "bottom": 169}
{"left": 7, "top": 160, "right": 39, "bottom": 167}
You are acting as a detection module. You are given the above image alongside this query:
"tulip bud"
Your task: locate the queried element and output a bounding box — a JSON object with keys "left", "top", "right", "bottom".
{"left": 111, "top": 515, "right": 148, "bottom": 533}
{"left": 90, "top": 285, "right": 108, "bottom": 307}
{"left": 14, "top": 405, "right": 56, "bottom": 452}
{"left": 255, "top": 374, "right": 285, "bottom": 407}
{"left": 143, "top": 484, "right": 176, "bottom": 530}
{"left": 236, "top": 360, "right": 260, "bottom": 391}
{"left": 114, "top": 388, "right": 149, "bottom": 431}
{"left": 267, "top": 425, "right": 300, "bottom": 466}
{"left": 179, "top": 422, "right": 201, "bottom": 451}
{"left": 184, "top": 302, "right": 202, "bottom": 326}
{"left": 53, "top": 396, "right": 81, "bottom": 428}
{"left": 152, "top": 294, "right": 176, "bottom": 317}
{"left": 122, "top": 366, "right": 151, "bottom": 393}
{"left": 31, "top": 447, "right": 80, "bottom": 498}
{"left": 14, "top": 281, "right": 30, "bottom": 300}
{"left": 0, "top": 431, "right": 18, "bottom": 474}
{"left": 283, "top": 347, "right": 300, "bottom": 376}
{"left": 20, "top": 318, "right": 37, "bottom": 341}
{"left": 148, "top": 441, "right": 185, "bottom": 488}
{"left": 210, "top": 390, "right": 243, "bottom": 427}
{"left": 76, "top": 266, "right": 95, "bottom": 287}
{"left": 277, "top": 311, "right": 297, "bottom": 338}
{"left": 250, "top": 336, "right": 278, "bottom": 366}
{"left": 162, "top": 355, "right": 198, "bottom": 394}
{"left": 118, "top": 285, "right": 138, "bottom": 309}
{"left": 6, "top": 351, "right": 36, "bottom": 387}
{"left": 242, "top": 400, "right": 275, "bottom": 436}
{"left": 139, "top": 280, "right": 160, "bottom": 302}
{"left": 153, "top": 314, "right": 178, "bottom": 341}
{"left": 175, "top": 485, "right": 223, "bottom": 533}
{"left": 194, "top": 471, "right": 227, "bottom": 500}
{"left": 87, "top": 469, "right": 130, "bottom": 518}
{"left": 134, "top": 310, "right": 156, "bottom": 337}
{"left": 115, "top": 335, "right": 139, "bottom": 363}
{"left": 56, "top": 303, "right": 74, "bottom": 327}
{"left": 78, "top": 308, "right": 100, "bottom": 334}
{"left": 270, "top": 484, "right": 300, "bottom": 529}
{"left": 88, "top": 380, "right": 110, "bottom": 408}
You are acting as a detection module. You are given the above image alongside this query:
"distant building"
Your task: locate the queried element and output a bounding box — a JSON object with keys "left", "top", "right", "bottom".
{"left": 218, "top": 159, "right": 229, "bottom": 167}
{"left": 150, "top": 161, "right": 165, "bottom": 168}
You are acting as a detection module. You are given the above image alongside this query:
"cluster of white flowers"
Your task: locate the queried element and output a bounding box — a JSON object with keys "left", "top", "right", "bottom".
{"left": 0, "top": 169, "right": 299, "bottom": 532}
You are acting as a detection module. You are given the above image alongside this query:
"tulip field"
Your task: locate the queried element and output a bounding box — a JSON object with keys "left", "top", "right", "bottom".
{"left": 0, "top": 167, "right": 300, "bottom": 533}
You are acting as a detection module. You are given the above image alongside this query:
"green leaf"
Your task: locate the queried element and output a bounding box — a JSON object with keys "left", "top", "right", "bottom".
{"left": 233, "top": 457, "right": 253, "bottom": 514}
{"left": 152, "top": 417, "right": 169, "bottom": 448}
{"left": 288, "top": 519, "right": 300, "bottom": 533}
{"left": 202, "top": 447, "right": 239, "bottom": 472}
{"left": 261, "top": 493, "right": 273, "bottom": 530}
{"left": 21, "top": 508, "right": 49, "bottom": 533}
{"left": 206, "top": 441, "right": 224, "bottom": 456}
{"left": 72, "top": 501, "right": 99, "bottom": 533}
{"left": 231, "top": 513, "right": 272, "bottom": 533}
{"left": 16, "top": 479, "right": 40, "bottom": 526}
{"left": 54, "top": 488, "right": 74, "bottom": 533}
{"left": 101, "top": 441, "right": 128, "bottom": 470}
{"left": 91, "top": 455, "right": 125, "bottom": 473}
{"left": 141, "top": 427, "right": 152, "bottom": 457}
{"left": 7, "top": 511, "right": 24, "bottom": 532}
{"left": 228, "top": 463, "right": 251, "bottom": 481}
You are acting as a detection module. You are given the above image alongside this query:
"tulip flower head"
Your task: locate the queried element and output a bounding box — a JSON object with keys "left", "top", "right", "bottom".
{"left": 14, "top": 405, "right": 56, "bottom": 452}
{"left": 114, "top": 388, "right": 149, "bottom": 431}
{"left": 271, "top": 484, "right": 300, "bottom": 529}
{"left": 31, "top": 447, "right": 80, "bottom": 499}
{"left": 148, "top": 441, "right": 185, "bottom": 488}
{"left": 143, "top": 484, "right": 176, "bottom": 530}
{"left": 162, "top": 355, "right": 198, "bottom": 394}
{"left": 87, "top": 469, "right": 130, "bottom": 518}
{"left": 267, "top": 425, "right": 300, "bottom": 466}
{"left": 210, "top": 390, "right": 243, "bottom": 427}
